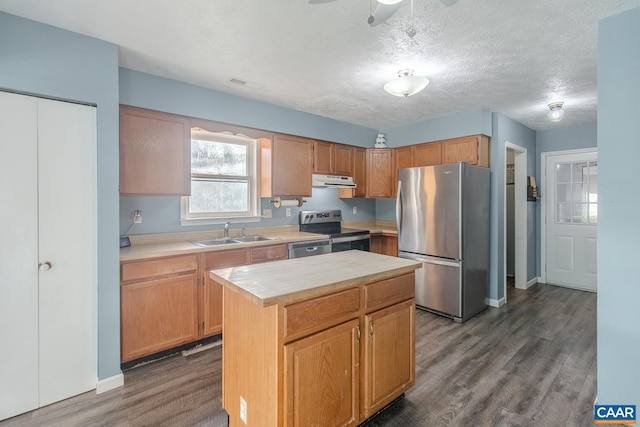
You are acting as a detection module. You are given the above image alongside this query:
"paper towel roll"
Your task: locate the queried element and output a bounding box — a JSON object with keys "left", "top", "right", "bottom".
{"left": 270, "top": 196, "right": 304, "bottom": 208}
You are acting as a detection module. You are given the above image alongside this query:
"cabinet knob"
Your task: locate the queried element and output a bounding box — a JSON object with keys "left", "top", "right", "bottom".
{"left": 38, "top": 261, "right": 52, "bottom": 271}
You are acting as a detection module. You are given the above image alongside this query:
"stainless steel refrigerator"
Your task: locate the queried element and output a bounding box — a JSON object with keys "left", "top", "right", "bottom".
{"left": 396, "top": 163, "right": 490, "bottom": 322}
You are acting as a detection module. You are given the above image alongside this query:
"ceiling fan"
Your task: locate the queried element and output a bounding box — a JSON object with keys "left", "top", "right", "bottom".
{"left": 309, "top": 0, "right": 459, "bottom": 27}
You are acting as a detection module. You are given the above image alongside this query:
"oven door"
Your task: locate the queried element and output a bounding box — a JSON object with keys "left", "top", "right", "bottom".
{"left": 331, "top": 235, "right": 370, "bottom": 252}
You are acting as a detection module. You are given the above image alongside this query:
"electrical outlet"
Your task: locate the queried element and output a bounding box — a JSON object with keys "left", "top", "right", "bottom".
{"left": 240, "top": 396, "right": 247, "bottom": 424}
{"left": 352, "top": 206, "right": 358, "bottom": 214}
{"left": 285, "top": 207, "right": 291, "bottom": 217}
{"left": 263, "top": 208, "right": 272, "bottom": 218}
{"left": 133, "top": 210, "right": 142, "bottom": 224}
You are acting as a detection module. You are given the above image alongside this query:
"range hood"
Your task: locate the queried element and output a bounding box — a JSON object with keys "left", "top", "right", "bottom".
{"left": 312, "top": 174, "right": 357, "bottom": 188}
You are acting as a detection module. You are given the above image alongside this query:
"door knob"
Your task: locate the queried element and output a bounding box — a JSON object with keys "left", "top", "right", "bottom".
{"left": 38, "top": 261, "right": 52, "bottom": 271}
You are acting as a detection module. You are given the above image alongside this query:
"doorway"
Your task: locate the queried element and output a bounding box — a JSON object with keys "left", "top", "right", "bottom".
{"left": 504, "top": 142, "right": 528, "bottom": 304}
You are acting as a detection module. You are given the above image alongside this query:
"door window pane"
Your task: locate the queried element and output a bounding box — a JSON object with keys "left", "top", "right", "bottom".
{"left": 555, "top": 160, "right": 597, "bottom": 225}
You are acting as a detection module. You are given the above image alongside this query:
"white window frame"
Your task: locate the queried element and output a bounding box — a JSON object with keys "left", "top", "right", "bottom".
{"left": 180, "top": 130, "right": 261, "bottom": 226}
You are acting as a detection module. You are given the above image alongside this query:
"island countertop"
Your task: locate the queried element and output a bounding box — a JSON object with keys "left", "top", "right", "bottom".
{"left": 209, "top": 250, "right": 421, "bottom": 307}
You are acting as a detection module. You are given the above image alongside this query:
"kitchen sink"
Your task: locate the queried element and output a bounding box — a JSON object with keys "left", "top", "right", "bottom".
{"left": 192, "top": 238, "right": 240, "bottom": 247}
{"left": 192, "top": 236, "right": 276, "bottom": 246}
{"left": 231, "top": 236, "right": 277, "bottom": 243}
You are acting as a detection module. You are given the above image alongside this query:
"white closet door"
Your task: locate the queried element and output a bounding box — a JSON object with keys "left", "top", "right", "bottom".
{"left": 0, "top": 92, "right": 40, "bottom": 419}
{"left": 37, "top": 98, "right": 97, "bottom": 405}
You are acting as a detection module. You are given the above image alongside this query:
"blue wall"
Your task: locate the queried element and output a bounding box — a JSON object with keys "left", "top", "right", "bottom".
{"left": 597, "top": 6, "right": 640, "bottom": 409}
{"left": 535, "top": 123, "right": 598, "bottom": 276}
{"left": 0, "top": 12, "right": 121, "bottom": 380}
{"left": 490, "top": 113, "right": 537, "bottom": 303}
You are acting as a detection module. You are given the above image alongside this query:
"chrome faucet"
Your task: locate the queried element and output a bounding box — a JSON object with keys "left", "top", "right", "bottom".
{"left": 224, "top": 221, "right": 231, "bottom": 238}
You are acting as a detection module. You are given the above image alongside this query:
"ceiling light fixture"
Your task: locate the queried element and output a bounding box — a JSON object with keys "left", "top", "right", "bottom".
{"left": 384, "top": 69, "right": 429, "bottom": 97}
{"left": 547, "top": 102, "right": 565, "bottom": 122}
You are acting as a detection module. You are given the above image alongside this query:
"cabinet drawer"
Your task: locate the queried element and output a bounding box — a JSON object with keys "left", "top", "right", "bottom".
{"left": 284, "top": 288, "right": 360, "bottom": 340}
{"left": 250, "top": 244, "right": 287, "bottom": 264}
{"left": 121, "top": 254, "right": 198, "bottom": 282}
{"left": 364, "top": 273, "right": 414, "bottom": 313}
{"left": 205, "top": 248, "right": 249, "bottom": 270}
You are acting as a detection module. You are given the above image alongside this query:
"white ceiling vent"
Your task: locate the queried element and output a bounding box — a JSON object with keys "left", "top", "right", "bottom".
{"left": 226, "top": 77, "right": 262, "bottom": 89}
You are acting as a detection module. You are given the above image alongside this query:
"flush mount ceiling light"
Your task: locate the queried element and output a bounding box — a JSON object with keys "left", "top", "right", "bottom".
{"left": 383, "top": 69, "right": 429, "bottom": 97}
{"left": 547, "top": 102, "right": 565, "bottom": 122}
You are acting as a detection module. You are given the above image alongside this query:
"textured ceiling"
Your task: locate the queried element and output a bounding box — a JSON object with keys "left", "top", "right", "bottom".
{"left": 2, "top": 0, "right": 640, "bottom": 131}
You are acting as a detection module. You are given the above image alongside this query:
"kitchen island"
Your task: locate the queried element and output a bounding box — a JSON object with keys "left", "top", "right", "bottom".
{"left": 210, "top": 250, "right": 421, "bottom": 427}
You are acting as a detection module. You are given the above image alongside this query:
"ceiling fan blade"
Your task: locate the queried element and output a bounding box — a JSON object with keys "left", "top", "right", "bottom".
{"left": 368, "top": 1, "right": 403, "bottom": 26}
{"left": 439, "top": 0, "right": 459, "bottom": 6}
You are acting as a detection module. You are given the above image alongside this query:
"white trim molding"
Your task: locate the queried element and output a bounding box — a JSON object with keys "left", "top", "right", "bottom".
{"left": 526, "top": 277, "right": 538, "bottom": 288}
{"left": 96, "top": 372, "right": 124, "bottom": 394}
{"left": 486, "top": 297, "right": 506, "bottom": 308}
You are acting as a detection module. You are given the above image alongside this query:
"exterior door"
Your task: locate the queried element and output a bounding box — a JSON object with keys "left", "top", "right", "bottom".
{"left": 0, "top": 92, "right": 97, "bottom": 420}
{"left": 544, "top": 150, "right": 598, "bottom": 291}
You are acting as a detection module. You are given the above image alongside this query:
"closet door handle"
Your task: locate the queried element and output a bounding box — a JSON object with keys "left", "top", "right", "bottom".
{"left": 38, "top": 261, "right": 52, "bottom": 271}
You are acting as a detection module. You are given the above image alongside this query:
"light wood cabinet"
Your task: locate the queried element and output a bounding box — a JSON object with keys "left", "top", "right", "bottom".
{"left": 120, "top": 254, "right": 199, "bottom": 362}
{"left": 441, "top": 135, "right": 489, "bottom": 166}
{"left": 370, "top": 234, "right": 398, "bottom": 257}
{"left": 201, "top": 245, "right": 286, "bottom": 338}
{"left": 413, "top": 141, "right": 442, "bottom": 166}
{"left": 220, "top": 269, "right": 415, "bottom": 426}
{"left": 366, "top": 148, "right": 395, "bottom": 198}
{"left": 285, "top": 319, "right": 360, "bottom": 427}
{"left": 119, "top": 105, "right": 191, "bottom": 195}
{"left": 338, "top": 146, "right": 366, "bottom": 198}
{"left": 314, "top": 140, "right": 354, "bottom": 176}
{"left": 362, "top": 299, "right": 415, "bottom": 418}
{"left": 261, "top": 134, "right": 313, "bottom": 197}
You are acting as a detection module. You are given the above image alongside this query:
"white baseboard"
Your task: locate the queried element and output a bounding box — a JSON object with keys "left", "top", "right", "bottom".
{"left": 526, "top": 277, "right": 539, "bottom": 288}
{"left": 486, "top": 297, "right": 505, "bottom": 308}
{"left": 96, "top": 372, "right": 124, "bottom": 394}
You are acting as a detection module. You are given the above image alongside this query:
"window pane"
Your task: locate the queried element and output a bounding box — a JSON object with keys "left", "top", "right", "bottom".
{"left": 557, "top": 183, "right": 571, "bottom": 203}
{"left": 191, "top": 139, "right": 247, "bottom": 176}
{"left": 589, "top": 203, "right": 598, "bottom": 224}
{"left": 572, "top": 203, "right": 588, "bottom": 224}
{"left": 572, "top": 183, "right": 589, "bottom": 204}
{"left": 556, "top": 163, "right": 571, "bottom": 183}
{"left": 572, "top": 162, "right": 588, "bottom": 183}
{"left": 557, "top": 203, "right": 572, "bottom": 223}
{"left": 589, "top": 161, "right": 598, "bottom": 182}
{"left": 189, "top": 179, "right": 248, "bottom": 213}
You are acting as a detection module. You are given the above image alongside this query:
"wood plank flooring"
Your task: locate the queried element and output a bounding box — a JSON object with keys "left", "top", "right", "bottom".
{"left": 1, "top": 283, "right": 596, "bottom": 427}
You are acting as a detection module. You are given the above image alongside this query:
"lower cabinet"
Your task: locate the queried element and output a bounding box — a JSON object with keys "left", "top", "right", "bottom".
{"left": 120, "top": 254, "right": 199, "bottom": 362}
{"left": 120, "top": 244, "right": 287, "bottom": 362}
{"left": 221, "top": 271, "right": 416, "bottom": 426}
{"left": 285, "top": 319, "right": 360, "bottom": 427}
{"left": 371, "top": 234, "right": 398, "bottom": 256}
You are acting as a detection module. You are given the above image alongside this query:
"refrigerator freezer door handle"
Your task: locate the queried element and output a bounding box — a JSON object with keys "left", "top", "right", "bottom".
{"left": 396, "top": 180, "right": 402, "bottom": 234}
{"left": 398, "top": 252, "right": 460, "bottom": 268}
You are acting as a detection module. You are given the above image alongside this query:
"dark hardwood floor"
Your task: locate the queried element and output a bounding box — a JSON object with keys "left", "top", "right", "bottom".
{"left": 1, "top": 283, "right": 596, "bottom": 427}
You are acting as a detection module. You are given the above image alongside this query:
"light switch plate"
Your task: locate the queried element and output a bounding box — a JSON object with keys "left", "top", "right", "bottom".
{"left": 352, "top": 206, "right": 357, "bottom": 214}
{"left": 263, "top": 208, "right": 272, "bottom": 218}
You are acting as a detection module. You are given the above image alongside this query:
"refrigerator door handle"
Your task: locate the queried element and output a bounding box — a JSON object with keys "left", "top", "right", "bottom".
{"left": 398, "top": 252, "right": 460, "bottom": 268}
{"left": 396, "top": 180, "right": 402, "bottom": 234}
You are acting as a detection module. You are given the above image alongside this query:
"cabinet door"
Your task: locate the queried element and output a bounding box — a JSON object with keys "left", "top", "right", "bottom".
{"left": 273, "top": 134, "right": 313, "bottom": 196}
{"left": 203, "top": 249, "right": 249, "bottom": 337}
{"left": 250, "top": 244, "right": 287, "bottom": 264}
{"left": 334, "top": 144, "right": 354, "bottom": 176}
{"left": 121, "top": 273, "right": 199, "bottom": 362}
{"left": 314, "top": 140, "right": 333, "bottom": 174}
{"left": 285, "top": 319, "right": 360, "bottom": 427}
{"left": 339, "top": 147, "right": 366, "bottom": 199}
{"left": 441, "top": 136, "right": 479, "bottom": 165}
{"left": 366, "top": 149, "right": 394, "bottom": 198}
{"left": 394, "top": 146, "right": 413, "bottom": 198}
{"left": 119, "top": 105, "right": 191, "bottom": 195}
{"left": 370, "top": 235, "right": 383, "bottom": 254}
{"left": 382, "top": 235, "right": 398, "bottom": 257}
{"left": 413, "top": 142, "right": 442, "bottom": 166}
{"left": 363, "top": 299, "right": 415, "bottom": 418}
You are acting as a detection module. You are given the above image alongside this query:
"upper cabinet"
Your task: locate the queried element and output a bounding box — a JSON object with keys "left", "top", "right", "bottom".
{"left": 314, "top": 140, "right": 354, "bottom": 176}
{"left": 366, "top": 148, "right": 395, "bottom": 198}
{"left": 261, "top": 133, "right": 313, "bottom": 197}
{"left": 441, "top": 135, "right": 489, "bottom": 166}
{"left": 119, "top": 105, "right": 191, "bottom": 195}
{"left": 413, "top": 141, "right": 442, "bottom": 166}
{"left": 338, "top": 146, "right": 366, "bottom": 199}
